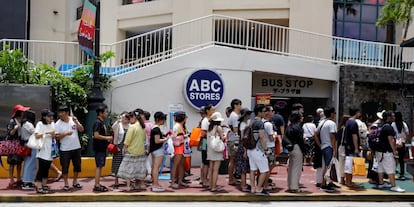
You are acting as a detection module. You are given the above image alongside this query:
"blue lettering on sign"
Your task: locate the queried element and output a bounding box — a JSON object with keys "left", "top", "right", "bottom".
{"left": 184, "top": 69, "right": 224, "bottom": 109}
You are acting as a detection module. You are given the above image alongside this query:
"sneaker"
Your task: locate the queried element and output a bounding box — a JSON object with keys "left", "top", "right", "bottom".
{"left": 255, "top": 189, "right": 269, "bottom": 196}
{"left": 21, "top": 183, "right": 35, "bottom": 190}
{"left": 327, "top": 183, "right": 341, "bottom": 189}
{"left": 152, "top": 186, "right": 165, "bottom": 192}
{"left": 320, "top": 185, "right": 336, "bottom": 193}
{"left": 377, "top": 182, "right": 391, "bottom": 189}
{"left": 398, "top": 175, "right": 406, "bottom": 181}
{"left": 390, "top": 186, "right": 405, "bottom": 193}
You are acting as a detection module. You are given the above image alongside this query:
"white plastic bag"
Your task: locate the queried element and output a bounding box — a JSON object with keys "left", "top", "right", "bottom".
{"left": 27, "top": 134, "right": 44, "bottom": 149}
{"left": 324, "top": 157, "right": 341, "bottom": 183}
{"left": 183, "top": 138, "right": 192, "bottom": 157}
{"left": 163, "top": 137, "right": 174, "bottom": 158}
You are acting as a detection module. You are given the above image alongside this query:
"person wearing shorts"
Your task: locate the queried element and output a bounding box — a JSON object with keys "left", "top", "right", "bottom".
{"left": 247, "top": 104, "right": 270, "bottom": 196}
{"left": 92, "top": 104, "right": 113, "bottom": 192}
{"left": 150, "top": 111, "right": 169, "bottom": 192}
{"left": 343, "top": 107, "right": 362, "bottom": 189}
{"left": 55, "top": 105, "right": 84, "bottom": 191}
{"left": 315, "top": 106, "right": 337, "bottom": 193}
{"left": 375, "top": 111, "right": 405, "bottom": 193}
{"left": 263, "top": 105, "right": 277, "bottom": 190}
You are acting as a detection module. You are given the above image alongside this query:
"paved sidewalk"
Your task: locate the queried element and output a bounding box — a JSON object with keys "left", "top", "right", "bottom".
{"left": 0, "top": 165, "right": 413, "bottom": 202}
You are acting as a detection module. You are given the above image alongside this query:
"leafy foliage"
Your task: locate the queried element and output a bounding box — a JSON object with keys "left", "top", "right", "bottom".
{"left": 0, "top": 45, "right": 35, "bottom": 84}
{"left": 377, "top": 0, "right": 414, "bottom": 39}
{"left": 0, "top": 46, "right": 114, "bottom": 114}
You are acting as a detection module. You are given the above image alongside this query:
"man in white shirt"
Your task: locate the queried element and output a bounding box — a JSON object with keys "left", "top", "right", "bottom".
{"left": 263, "top": 105, "right": 277, "bottom": 190}
{"left": 55, "top": 105, "right": 84, "bottom": 191}
{"left": 315, "top": 106, "right": 337, "bottom": 193}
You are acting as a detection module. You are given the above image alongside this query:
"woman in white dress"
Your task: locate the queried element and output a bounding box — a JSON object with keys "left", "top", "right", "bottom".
{"left": 207, "top": 112, "right": 225, "bottom": 192}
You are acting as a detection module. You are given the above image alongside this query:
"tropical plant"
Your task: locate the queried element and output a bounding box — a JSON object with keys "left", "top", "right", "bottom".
{"left": 0, "top": 45, "right": 35, "bottom": 84}
{"left": 377, "top": 0, "right": 414, "bottom": 41}
{"left": 0, "top": 46, "right": 114, "bottom": 114}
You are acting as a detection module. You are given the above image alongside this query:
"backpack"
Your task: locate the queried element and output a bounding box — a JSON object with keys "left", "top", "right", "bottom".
{"left": 242, "top": 124, "right": 257, "bottom": 150}
{"left": 367, "top": 123, "right": 388, "bottom": 152}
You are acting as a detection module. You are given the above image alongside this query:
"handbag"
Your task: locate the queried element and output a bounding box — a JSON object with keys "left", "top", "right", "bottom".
{"left": 27, "top": 134, "right": 44, "bottom": 149}
{"left": 183, "top": 138, "right": 192, "bottom": 157}
{"left": 107, "top": 143, "right": 119, "bottom": 154}
{"left": 0, "top": 139, "right": 20, "bottom": 155}
{"left": 352, "top": 157, "right": 367, "bottom": 176}
{"left": 17, "top": 145, "right": 31, "bottom": 157}
{"left": 189, "top": 128, "right": 202, "bottom": 147}
{"left": 210, "top": 135, "right": 225, "bottom": 152}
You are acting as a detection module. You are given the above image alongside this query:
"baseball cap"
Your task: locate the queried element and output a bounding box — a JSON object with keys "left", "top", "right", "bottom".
{"left": 57, "top": 105, "right": 70, "bottom": 112}
{"left": 41, "top": 109, "right": 54, "bottom": 117}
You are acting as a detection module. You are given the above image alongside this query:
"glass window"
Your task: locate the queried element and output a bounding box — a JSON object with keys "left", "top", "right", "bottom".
{"left": 343, "top": 22, "right": 360, "bottom": 39}
{"left": 360, "top": 24, "right": 376, "bottom": 41}
{"left": 361, "top": 5, "right": 377, "bottom": 23}
{"left": 343, "top": 4, "right": 360, "bottom": 22}
{"left": 333, "top": 21, "right": 344, "bottom": 36}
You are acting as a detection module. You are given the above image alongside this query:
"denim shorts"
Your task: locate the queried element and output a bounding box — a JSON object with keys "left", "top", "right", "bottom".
{"left": 94, "top": 151, "right": 107, "bottom": 167}
{"left": 321, "top": 146, "right": 333, "bottom": 166}
{"left": 151, "top": 147, "right": 164, "bottom": 158}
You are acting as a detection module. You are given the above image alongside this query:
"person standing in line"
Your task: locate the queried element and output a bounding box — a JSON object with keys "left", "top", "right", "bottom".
{"left": 55, "top": 105, "right": 84, "bottom": 191}
{"left": 313, "top": 108, "right": 325, "bottom": 188}
{"left": 336, "top": 115, "right": 350, "bottom": 185}
{"left": 6, "top": 104, "right": 30, "bottom": 188}
{"left": 227, "top": 99, "right": 242, "bottom": 185}
{"left": 34, "top": 109, "right": 55, "bottom": 194}
{"left": 200, "top": 104, "right": 215, "bottom": 188}
{"left": 170, "top": 111, "right": 189, "bottom": 189}
{"left": 118, "top": 110, "right": 148, "bottom": 191}
{"left": 20, "top": 110, "right": 37, "bottom": 190}
{"left": 92, "top": 104, "right": 113, "bottom": 192}
{"left": 286, "top": 111, "right": 305, "bottom": 193}
{"left": 207, "top": 112, "right": 225, "bottom": 192}
{"left": 236, "top": 108, "right": 252, "bottom": 192}
{"left": 248, "top": 104, "right": 270, "bottom": 196}
{"left": 150, "top": 111, "right": 169, "bottom": 192}
{"left": 315, "top": 106, "right": 338, "bottom": 192}
{"left": 302, "top": 115, "right": 316, "bottom": 166}
{"left": 143, "top": 111, "right": 153, "bottom": 180}
{"left": 391, "top": 111, "right": 409, "bottom": 181}
{"left": 263, "top": 105, "right": 277, "bottom": 190}
{"left": 375, "top": 111, "right": 405, "bottom": 192}
{"left": 343, "top": 107, "right": 363, "bottom": 189}
{"left": 111, "top": 111, "right": 130, "bottom": 188}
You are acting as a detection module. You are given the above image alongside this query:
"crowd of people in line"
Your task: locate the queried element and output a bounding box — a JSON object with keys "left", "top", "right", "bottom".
{"left": 3, "top": 100, "right": 411, "bottom": 194}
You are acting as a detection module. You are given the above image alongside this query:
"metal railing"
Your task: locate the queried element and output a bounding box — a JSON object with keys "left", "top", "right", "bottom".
{"left": 1, "top": 14, "right": 414, "bottom": 78}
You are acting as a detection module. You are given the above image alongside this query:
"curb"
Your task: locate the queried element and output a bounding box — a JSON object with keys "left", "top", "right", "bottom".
{"left": 2, "top": 192, "right": 414, "bottom": 203}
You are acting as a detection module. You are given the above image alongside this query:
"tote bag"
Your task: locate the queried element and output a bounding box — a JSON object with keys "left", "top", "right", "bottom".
{"left": 27, "top": 134, "right": 44, "bottom": 149}
{"left": 210, "top": 135, "right": 225, "bottom": 152}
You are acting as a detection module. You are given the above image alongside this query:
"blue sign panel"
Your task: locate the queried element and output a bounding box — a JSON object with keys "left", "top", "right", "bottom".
{"left": 184, "top": 69, "right": 224, "bottom": 109}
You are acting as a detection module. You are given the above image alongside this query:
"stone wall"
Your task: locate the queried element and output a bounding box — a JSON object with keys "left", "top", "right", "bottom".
{"left": 340, "top": 65, "right": 414, "bottom": 129}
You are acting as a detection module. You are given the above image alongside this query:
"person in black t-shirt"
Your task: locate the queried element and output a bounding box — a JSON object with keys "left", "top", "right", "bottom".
{"left": 376, "top": 111, "right": 405, "bottom": 192}
{"left": 150, "top": 111, "right": 168, "bottom": 192}
{"left": 92, "top": 104, "right": 113, "bottom": 192}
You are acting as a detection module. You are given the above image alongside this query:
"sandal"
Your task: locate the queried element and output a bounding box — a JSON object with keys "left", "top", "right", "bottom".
{"left": 63, "top": 185, "right": 70, "bottom": 191}
{"left": 93, "top": 185, "right": 109, "bottom": 192}
{"left": 179, "top": 183, "right": 189, "bottom": 187}
{"left": 36, "top": 187, "right": 47, "bottom": 194}
{"left": 72, "top": 183, "right": 83, "bottom": 189}
{"left": 210, "top": 187, "right": 226, "bottom": 192}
